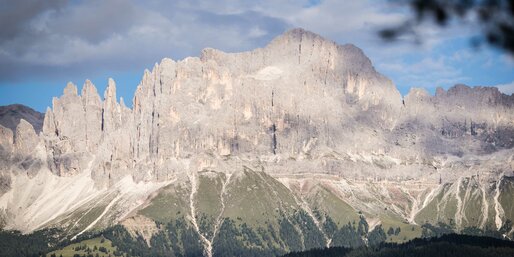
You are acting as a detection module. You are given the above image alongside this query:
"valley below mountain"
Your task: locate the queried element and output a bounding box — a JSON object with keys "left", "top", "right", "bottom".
{"left": 1, "top": 28, "right": 514, "bottom": 257}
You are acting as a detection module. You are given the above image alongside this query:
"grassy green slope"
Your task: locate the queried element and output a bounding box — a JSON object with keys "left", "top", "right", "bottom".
{"left": 138, "top": 180, "right": 191, "bottom": 223}
{"left": 195, "top": 170, "right": 224, "bottom": 239}
{"left": 48, "top": 237, "right": 121, "bottom": 257}
{"left": 222, "top": 167, "right": 298, "bottom": 226}
{"left": 304, "top": 183, "right": 360, "bottom": 229}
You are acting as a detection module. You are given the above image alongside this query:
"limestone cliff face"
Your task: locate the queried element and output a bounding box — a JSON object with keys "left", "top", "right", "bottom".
{"left": 1, "top": 28, "right": 514, "bottom": 241}
{"left": 0, "top": 29, "right": 399, "bottom": 186}
{"left": 400, "top": 84, "right": 514, "bottom": 158}
{"left": 1, "top": 28, "right": 513, "bottom": 189}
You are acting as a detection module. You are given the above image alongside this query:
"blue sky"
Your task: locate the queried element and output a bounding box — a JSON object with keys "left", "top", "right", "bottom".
{"left": 1, "top": 0, "right": 513, "bottom": 112}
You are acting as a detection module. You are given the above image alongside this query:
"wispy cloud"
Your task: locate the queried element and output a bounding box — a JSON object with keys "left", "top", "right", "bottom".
{"left": 0, "top": 0, "right": 513, "bottom": 111}
{"left": 0, "top": 0, "right": 414, "bottom": 85}
{"left": 379, "top": 55, "right": 470, "bottom": 90}
{"left": 495, "top": 81, "right": 514, "bottom": 95}
{"left": 0, "top": 0, "right": 291, "bottom": 81}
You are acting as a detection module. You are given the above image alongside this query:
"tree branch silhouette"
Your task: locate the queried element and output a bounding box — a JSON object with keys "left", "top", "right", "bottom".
{"left": 380, "top": 0, "right": 514, "bottom": 55}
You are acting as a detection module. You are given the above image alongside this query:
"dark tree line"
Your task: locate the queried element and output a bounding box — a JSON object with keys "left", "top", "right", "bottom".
{"left": 0, "top": 228, "right": 67, "bottom": 257}
{"left": 282, "top": 234, "right": 514, "bottom": 257}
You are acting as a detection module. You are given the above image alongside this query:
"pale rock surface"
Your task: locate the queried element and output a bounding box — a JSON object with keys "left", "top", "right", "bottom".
{"left": 0, "top": 28, "right": 513, "bottom": 234}
{"left": 14, "top": 119, "right": 38, "bottom": 156}
{"left": 121, "top": 215, "right": 159, "bottom": 246}
{"left": 0, "top": 125, "right": 13, "bottom": 154}
{"left": 0, "top": 104, "right": 43, "bottom": 134}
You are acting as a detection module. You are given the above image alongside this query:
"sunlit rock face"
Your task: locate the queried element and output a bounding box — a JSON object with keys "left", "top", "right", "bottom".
{"left": 2, "top": 28, "right": 410, "bottom": 184}
{"left": 0, "top": 28, "right": 513, "bottom": 238}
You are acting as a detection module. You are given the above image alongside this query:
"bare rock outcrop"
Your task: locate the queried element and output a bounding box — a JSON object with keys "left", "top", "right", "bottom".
{"left": 1, "top": 28, "right": 513, "bottom": 186}
{"left": 14, "top": 119, "right": 38, "bottom": 156}
{"left": 0, "top": 104, "right": 44, "bottom": 135}
{"left": 1, "top": 28, "right": 514, "bottom": 239}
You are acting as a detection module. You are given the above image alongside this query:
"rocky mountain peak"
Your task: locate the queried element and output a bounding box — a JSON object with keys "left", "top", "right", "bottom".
{"left": 42, "top": 107, "right": 55, "bottom": 137}
{"left": 435, "top": 83, "right": 514, "bottom": 108}
{"left": 14, "top": 119, "right": 38, "bottom": 156}
{"left": 81, "top": 80, "right": 101, "bottom": 109}
{"left": 403, "top": 87, "right": 432, "bottom": 108}
{"left": 270, "top": 28, "right": 375, "bottom": 74}
{"left": 104, "top": 78, "right": 117, "bottom": 103}
{"left": 3, "top": 29, "right": 513, "bottom": 183}
{"left": 269, "top": 27, "right": 330, "bottom": 47}
{"left": 63, "top": 82, "right": 78, "bottom": 96}
{"left": 0, "top": 104, "right": 44, "bottom": 135}
{"left": 81, "top": 80, "right": 99, "bottom": 98}
{"left": 1, "top": 29, "right": 514, "bottom": 247}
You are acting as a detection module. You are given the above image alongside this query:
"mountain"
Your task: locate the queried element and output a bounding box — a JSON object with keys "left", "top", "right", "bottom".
{"left": 0, "top": 28, "right": 514, "bottom": 257}
{"left": 0, "top": 104, "right": 43, "bottom": 134}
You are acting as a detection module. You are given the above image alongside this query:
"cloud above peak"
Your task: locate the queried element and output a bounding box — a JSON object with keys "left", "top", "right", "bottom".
{"left": 0, "top": 0, "right": 513, "bottom": 112}
{"left": 0, "top": 0, "right": 66, "bottom": 42}
{"left": 0, "top": 0, "right": 293, "bottom": 81}
{"left": 495, "top": 81, "right": 514, "bottom": 95}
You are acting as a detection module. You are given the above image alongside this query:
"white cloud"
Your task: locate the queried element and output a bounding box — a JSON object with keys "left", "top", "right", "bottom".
{"left": 378, "top": 55, "right": 469, "bottom": 90}
{"left": 0, "top": 0, "right": 511, "bottom": 99}
{"left": 495, "top": 81, "right": 514, "bottom": 95}
{"left": 502, "top": 54, "right": 514, "bottom": 67}
{"left": 0, "top": 0, "right": 291, "bottom": 79}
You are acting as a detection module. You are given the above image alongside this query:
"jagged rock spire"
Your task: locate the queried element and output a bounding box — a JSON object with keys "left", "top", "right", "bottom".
{"left": 63, "top": 82, "right": 78, "bottom": 96}
{"left": 6, "top": 28, "right": 514, "bottom": 183}
{"left": 14, "top": 119, "right": 38, "bottom": 156}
